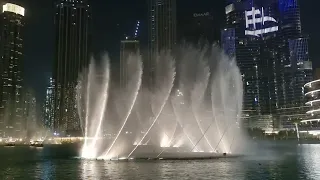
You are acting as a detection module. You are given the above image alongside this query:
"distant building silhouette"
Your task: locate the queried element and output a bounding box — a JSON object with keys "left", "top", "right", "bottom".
{"left": 120, "top": 39, "right": 140, "bottom": 89}
{"left": 23, "top": 89, "right": 37, "bottom": 138}
{"left": 53, "top": 0, "right": 91, "bottom": 136}
{"left": 0, "top": 3, "right": 25, "bottom": 138}
{"left": 315, "top": 68, "right": 320, "bottom": 80}
{"left": 147, "top": 0, "right": 176, "bottom": 86}
{"left": 178, "top": 10, "right": 220, "bottom": 45}
{"left": 43, "top": 78, "right": 55, "bottom": 131}
{"left": 221, "top": 0, "right": 312, "bottom": 130}
{"left": 120, "top": 21, "right": 141, "bottom": 89}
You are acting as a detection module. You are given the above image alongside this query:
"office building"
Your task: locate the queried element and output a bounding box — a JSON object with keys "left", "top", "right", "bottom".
{"left": 23, "top": 90, "right": 37, "bottom": 138}
{"left": 178, "top": 11, "right": 219, "bottom": 45}
{"left": 147, "top": 0, "right": 176, "bottom": 86}
{"left": 221, "top": 28, "right": 236, "bottom": 57}
{"left": 120, "top": 39, "right": 140, "bottom": 89}
{"left": 280, "top": 37, "right": 312, "bottom": 128}
{"left": 53, "top": 0, "right": 91, "bottom": 135}
{"left": 300, "top": 79, "right": 320, "bottom": 133}
{"left": 0, "top": 3, "right": 25, "bottom": 138}
{"left": 43, "top": 78, "right": 55, "bottom": 130}
{"left": 223, "top": 0, "right": 283, "bottom": 115}
{"left": 221, "top": 0, "right": 312, "bottom": 129}
{"left": 315, "top": 68, "right": 320, "bottom": 80}
{"left": 278, "top": 0, "right": 312, "bottom": 127}
{"left": 120, "top": 21, "right": 140, "bottom": 89}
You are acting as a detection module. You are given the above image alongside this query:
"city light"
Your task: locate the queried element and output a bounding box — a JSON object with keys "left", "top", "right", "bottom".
{"left": 3, "top": 3, "right": 25, "bottom": 16}
{"left": 245, "top": 7, "right": 278, "bottom": 36}
{"left": 304, "top": 79, "right": 320, "bottom": 88}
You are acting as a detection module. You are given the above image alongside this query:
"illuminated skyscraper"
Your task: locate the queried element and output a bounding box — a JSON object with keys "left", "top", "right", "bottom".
{"left": 278, "top": 0, "right": 312, "bottom": 127}
{"left": 147, "top": 0, "right": 176, "bottom": 85}
{"left": 222, "top": 0, "right": 283, "bottom": 117}
{"left": 120, "top": 39, "right": 140, "bottom": 89}
{"left": 43, "top": 78, "right": 55, "bottom": 130}
{"left": 120, "top": 21, "right": 140, "bottom": 89}
{"left": 23, "top": 89, "right": 37, "bottom": 138}
{"left": 279, "top": 0, "right": 301, "bottom": 39}
{"left": 178, "top": 11, "right": 218, "bottom": 45}
{"left": 0, "top": 3, "right": 25, "bottom": 138}
{"left": 222, "top": 0, "right": 312, "bottom": 129}
{"left": 53, "top": 0, "right": 91, "bottom": 135}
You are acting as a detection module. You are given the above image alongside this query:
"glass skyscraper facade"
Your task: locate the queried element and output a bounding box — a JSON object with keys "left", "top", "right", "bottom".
{"left": 221, "top": 28, "right": 236, "bottom": 57}
{"left": 23, "top": 90, "right": 37, "bottom": 138}
{"left": 147, "top": 0, "right": 176, "bottom": 86}
{"left": 53, "top": 0, "right": 91, "bottom": 136}
{"left": 278, "top": 0, "right": 312, "bottom": 128}
{"left": 43, "top": 78, "right": 55, "bottom": 131}
{"left": 300, "top": 80, "right": 320, "bottom": 132}
{"left": 222, "top": 0, "right": 312, "bottom": 129}
{"left": 120, "top": 39, "right": 140, "bottom": 89}
{"left": 178, "top": 10, "right": 220, "bottom": 45}
{"left": 0, "top": 3, "right": 25, "bottom": 138}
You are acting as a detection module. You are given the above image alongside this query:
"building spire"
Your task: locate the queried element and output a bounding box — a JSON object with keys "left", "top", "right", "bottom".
{"left": 134, "top": 20, "right": 140, "bottom": 39}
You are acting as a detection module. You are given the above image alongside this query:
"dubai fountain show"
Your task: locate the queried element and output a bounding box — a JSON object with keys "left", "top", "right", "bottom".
{"left": 78, "top": 44, "right": 247, "bottom": 160}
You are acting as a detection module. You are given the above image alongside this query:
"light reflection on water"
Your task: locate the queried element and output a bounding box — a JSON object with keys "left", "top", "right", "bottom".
{"left": 0, "top": 142, "right": 319, "bottom": 179}
{"left": 299, "top": 144, "right": 320, "bottom": 180}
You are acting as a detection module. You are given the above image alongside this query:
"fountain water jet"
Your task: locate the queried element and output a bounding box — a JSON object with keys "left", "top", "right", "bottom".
{"left": 81, "top": 57, "right": 110, "bottom": 159}
{"left": 126, "top": 52, "right": 176, "bottom": 158}
{"left": 101, "top": 54, "right": 143, "bottom": 159}
{"left": 79, "top": 45, "right": 246, "bottom": 160}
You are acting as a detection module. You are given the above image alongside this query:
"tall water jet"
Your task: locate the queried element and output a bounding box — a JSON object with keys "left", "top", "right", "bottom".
{"left": 80, "top": 56, "right": 110, "bottom": 159}
{"left": 100, "top": 53, "right": 143, "bottom": 159}
{"left": 79, "top": 45, "right": 246, "bottom": 160}
{"left": 126, "top": 51, "right": 176, "bottom": 158}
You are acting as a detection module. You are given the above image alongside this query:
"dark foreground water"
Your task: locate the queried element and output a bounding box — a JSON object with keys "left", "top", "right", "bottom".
{"left": 0, "top": 142, "right": 320, "bottom": 180}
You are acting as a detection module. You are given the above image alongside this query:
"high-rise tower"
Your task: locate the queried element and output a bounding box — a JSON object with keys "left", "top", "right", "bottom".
{"left": 120, "top": 21, "right": 140, "bottom": 89}
{"left": 0, "top": 3, "right": 25, "bottom": 138}
{"left": 43, "top": 78, "right": 55, "bottom": 131}
{"left": 53, "top": 0, "right": 91, "bottom": 135}
{"left": 147, "top": 0, "right": 176, "bottom": 86}
{"left": 221, "top": 0, "right": 312, "bottom": 129}
{"left": 278, "top": 0, "right": 312, "bottom": 127}
{"left": 23, "top": 89, "right": 37, "bottom": 138}
{"left": 178, "top": 11, "right": 218, "bottom": 45}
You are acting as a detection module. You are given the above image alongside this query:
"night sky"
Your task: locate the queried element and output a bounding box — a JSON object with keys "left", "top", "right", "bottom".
{"left": 6, "top": 0, "right": 319, "bottom": 102}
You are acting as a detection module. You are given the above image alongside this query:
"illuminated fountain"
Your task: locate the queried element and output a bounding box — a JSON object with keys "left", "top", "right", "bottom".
{"left": 79, "top": 45, "right": 246, "bottom": 160}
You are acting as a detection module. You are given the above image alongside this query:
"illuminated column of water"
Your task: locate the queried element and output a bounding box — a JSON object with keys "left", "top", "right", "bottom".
{"left": 127, "top": 91, "right": 173, "bottom": 158}
{"left": 214, "top": 119, "right": 233, "bottom": 153}
{"left": 229, "top": 66, "right": 243, "bottom": 153}
{"left": 219, "top": 69, "right": 230, "bottom": 153}
{"left": 81, "top": 62, "right": 94, "bottom": 156}
{"left": 191, "top": 61, "right": 214, "bottom": 152}
{"left": 160, "top": 103, "right": 180, "bottom": 148}
{"left": 76, "top": 81, "right": 84, "bottom": 135}
{"left": 90, "top": 60, "right": 110, "bottom": 152}
{"left": 156, "top": 121, "right": 178, "bottom": 158}
{"left": 127, "top": 55, "right": 175, "bottom": 158}
{"left": 211, "top": 66, "right": 228, "bottom": 153}
{"left": 82, "top": 60, "right": 110, "bottom": 158}
{"left": 295, "top": 123, "right": 300, "bottom": 141}
{"left": 101, "top": 57, "right": 143, "bottom": 159}
{"left": 79, "top": 45, "right": 246, "bottom": 160}
{"left": 165, "top": 102, "right": 179, "bottom": 147}
{"left": 148, "top": 103, "right": 177, "bottom": 148}
{"left": 191, "top": 119, "right": 214, "bottom": 152}
{"left": 171, "top": 99, "right": 199, "bottom": 151}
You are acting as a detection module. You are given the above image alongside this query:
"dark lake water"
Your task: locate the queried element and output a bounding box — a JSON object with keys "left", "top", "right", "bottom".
{"left": 0, "top": 142, "right": 319, "bottom": 179}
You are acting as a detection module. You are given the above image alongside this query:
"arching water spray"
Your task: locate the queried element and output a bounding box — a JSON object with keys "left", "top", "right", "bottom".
{"left": 101, "top": 55, "right": 143, "bottom": 159}
{"left": 79, "top": 45, "right": 246, "bottom": 160}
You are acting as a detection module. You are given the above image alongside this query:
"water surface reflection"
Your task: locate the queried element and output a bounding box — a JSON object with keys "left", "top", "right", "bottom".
{"left": 0, "top": 143, "right": 319, "bottom": 179}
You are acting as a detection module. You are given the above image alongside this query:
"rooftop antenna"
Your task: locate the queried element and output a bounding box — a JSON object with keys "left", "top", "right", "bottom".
{"left": 133, "top": 20, "right": 140, "bottom": 39}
